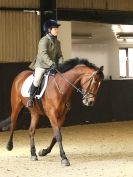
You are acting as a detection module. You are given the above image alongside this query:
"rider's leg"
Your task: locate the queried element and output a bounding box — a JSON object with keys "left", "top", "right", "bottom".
{"left": 27, "top": 83, "right": 38, "bottom": 108}
{"left": 27, "top": 67, "right": 45, "bottom": 108}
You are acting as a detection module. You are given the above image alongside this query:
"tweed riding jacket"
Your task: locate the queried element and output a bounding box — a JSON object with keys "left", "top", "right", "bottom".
{"left": 29, "top": 34, "right": 63, "bottom": 70}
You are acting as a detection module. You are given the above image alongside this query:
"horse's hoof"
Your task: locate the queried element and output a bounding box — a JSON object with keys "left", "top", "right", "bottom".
{"left": 30, "top": 155, "right": 38, "bottom": 161}
{"left": 61, "top": 158, "right": 70, "bottom": 166}
{"left": 6, "top": 143, "right": 13, "bottom": 151}
{"left": 38, "top": 149, "right": 48, "bottom": 156}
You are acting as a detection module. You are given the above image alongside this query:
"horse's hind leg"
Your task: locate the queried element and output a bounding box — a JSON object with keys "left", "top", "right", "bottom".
{"left": 29, "top": 112, "right": 39, "bottom": 161}
{"left": 6, "top": 102, "right": 23, "bottom": 151}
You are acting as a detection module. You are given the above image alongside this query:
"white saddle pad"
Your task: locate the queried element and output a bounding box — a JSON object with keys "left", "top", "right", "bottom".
{"left": 21, "top": 74, "right": 49, "bottom": 99}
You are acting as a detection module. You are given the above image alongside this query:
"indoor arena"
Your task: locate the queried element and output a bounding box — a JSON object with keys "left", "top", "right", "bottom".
{"left": 1, "top": 0, "right": 133, "bottom": 177}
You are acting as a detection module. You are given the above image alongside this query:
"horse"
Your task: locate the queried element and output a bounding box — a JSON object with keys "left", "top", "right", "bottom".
{"left": 6, "top": 58, "right": 104, "bottom": 166}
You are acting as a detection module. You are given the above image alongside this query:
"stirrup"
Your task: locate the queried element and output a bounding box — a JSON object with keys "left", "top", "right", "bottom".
{"left": 26, "top": 99, "right": 34, "bottom": 108}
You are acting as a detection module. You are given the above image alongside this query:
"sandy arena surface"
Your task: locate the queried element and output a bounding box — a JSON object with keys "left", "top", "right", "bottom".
{"left": 1, "top": 121, "right": 133, "bottom": 177}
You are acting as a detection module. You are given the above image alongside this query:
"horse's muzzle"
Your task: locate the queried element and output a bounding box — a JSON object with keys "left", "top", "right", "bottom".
{"left": 82, "top": 99, "right": 95, "bottom": 106}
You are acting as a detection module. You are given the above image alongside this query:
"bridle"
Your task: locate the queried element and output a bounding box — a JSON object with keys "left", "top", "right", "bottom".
{"left": 80, "top": 71, "right": 98, "bottom": 99}
{"left": 54, "top": 69, "right": 99, "bottom": 99}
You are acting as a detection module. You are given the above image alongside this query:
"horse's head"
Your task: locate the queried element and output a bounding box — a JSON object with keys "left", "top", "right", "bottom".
{"left": 81, "top": 66, "right": 104, "bottom": 106}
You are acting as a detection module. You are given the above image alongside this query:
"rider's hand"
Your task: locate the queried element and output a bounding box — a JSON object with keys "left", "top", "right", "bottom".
{"left": 50, "top": 64, "right": 56, "bottom": 70}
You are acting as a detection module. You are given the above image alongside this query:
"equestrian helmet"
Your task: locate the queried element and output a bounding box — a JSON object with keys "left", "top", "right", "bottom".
{"left": 43, "top": 19, "right": 61, "bottom": 33}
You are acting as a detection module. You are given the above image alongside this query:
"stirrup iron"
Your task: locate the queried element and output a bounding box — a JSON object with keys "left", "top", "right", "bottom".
{"left": 27, "top": 99, "right": 34, "bottom": 108}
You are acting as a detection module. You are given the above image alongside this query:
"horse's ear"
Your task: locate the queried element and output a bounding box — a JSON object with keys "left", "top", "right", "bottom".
{"left": 98, "top": 66, "right": 104, "bottom": 72}
{"left": 97, "top": 66, "right": 104, "bottom": 79}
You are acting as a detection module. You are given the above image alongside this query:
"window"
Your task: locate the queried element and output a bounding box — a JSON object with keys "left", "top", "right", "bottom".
{"left": 119, "top": 48, "right": 133, "bottom": 78}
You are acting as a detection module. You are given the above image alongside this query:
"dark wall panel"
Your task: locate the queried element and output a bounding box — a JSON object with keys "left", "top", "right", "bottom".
{"left": 111, "top": 80, "right": 133, "bottom": 120}
{"left": 0, "top": 63, "right": 29, "bottom": 118}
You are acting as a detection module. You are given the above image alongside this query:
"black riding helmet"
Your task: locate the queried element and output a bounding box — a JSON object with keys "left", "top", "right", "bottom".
{"left": 43, "top": 19, "right": 61, "bottom": 34}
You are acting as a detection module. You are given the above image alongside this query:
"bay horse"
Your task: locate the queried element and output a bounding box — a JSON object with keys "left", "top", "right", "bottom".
{"left": 6, "top": 58, "right": 104, "bottom": 166}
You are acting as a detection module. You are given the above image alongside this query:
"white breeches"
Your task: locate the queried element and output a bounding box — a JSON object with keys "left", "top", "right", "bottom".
{"left": 33, "top": 67, "right": 45, "bottom": 87}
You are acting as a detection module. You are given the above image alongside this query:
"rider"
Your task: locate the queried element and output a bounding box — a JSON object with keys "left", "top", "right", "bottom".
{"left": 27, "top": 19, "right": 64, "bottom": 108}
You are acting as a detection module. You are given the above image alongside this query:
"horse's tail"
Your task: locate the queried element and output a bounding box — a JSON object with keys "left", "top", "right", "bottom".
{"left": 0, "top": 116, "right": 11, "bottom": 131}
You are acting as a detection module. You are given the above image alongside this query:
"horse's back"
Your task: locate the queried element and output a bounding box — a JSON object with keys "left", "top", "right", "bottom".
{"left": 11, "top": 70, "right": 32, "bottom": 95}
{"left": 15, "top": 70, "right": 32, "bottom": 80}
{"left": 13, "top": 70, "right": 32, "bottom": 84}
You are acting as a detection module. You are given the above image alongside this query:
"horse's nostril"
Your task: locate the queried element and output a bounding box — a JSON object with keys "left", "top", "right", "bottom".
{"left": 89, "top": 101, "right": 94, "bottom": 106}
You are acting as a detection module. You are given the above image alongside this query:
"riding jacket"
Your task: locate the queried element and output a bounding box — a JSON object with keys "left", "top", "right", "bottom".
{"left": 29, "top": 34, "right": 63, "bottom": 70}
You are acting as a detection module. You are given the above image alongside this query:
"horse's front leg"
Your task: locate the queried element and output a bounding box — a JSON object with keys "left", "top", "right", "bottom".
{"left": 54, "top": 127, "right": 70, "bottom": 166}
{"left": 29, "top": 112, "right": 39, "bottom": 161}
{"left": 38, "top": 137, "right": 57, "bottom": 156}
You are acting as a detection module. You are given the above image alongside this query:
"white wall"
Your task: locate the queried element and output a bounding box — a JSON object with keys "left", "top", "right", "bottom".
{"left": 58, "top": 21, "right": 133, "bottom": 80}
{"left": 58, "top": 21, "right": 71, "bottom": 60}
{"left": 72, "top": 42, "right": 125, "bottom": 80}
{"left": 108, "top": 43, "right": 120, "bottom": 79}
{"left": 72, "top": 43, "right": 110, "bottom": 79}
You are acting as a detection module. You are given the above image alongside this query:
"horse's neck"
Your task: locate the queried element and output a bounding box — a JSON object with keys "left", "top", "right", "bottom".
{"left": 61, "top": 66, "right": 91, "bottom": 87}
{"left": 65, "top": 66, "right": 91, "bottom": 82}
{"left": 52, "top": 66, "right": 92, "bottom": 98}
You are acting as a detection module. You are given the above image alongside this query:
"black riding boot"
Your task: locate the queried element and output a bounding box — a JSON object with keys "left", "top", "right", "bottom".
{"left": 27, "top": 83, "right": 38, "bottom": 108}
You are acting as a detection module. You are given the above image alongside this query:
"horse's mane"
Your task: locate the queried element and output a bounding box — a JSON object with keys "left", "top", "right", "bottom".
{"left": 58, "top": 57, "right": 98, "bottom": 73}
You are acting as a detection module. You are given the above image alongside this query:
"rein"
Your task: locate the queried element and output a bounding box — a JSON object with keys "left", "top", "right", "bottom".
{"left": 55, "top": 68, "right": 97, "bottom": 97}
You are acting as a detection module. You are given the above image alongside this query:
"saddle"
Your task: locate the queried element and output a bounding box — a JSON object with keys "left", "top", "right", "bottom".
{"left": 34, "top": 71, "right": 50, "bottom": 99}
{"left": 36, "top": 68, "right": 57, "bottom": 97}
{"left": 21, "top": 68, "right": 57, "bottom": 98}
{"left": 36, "top": 68, "right": 57, "bottom": 94}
